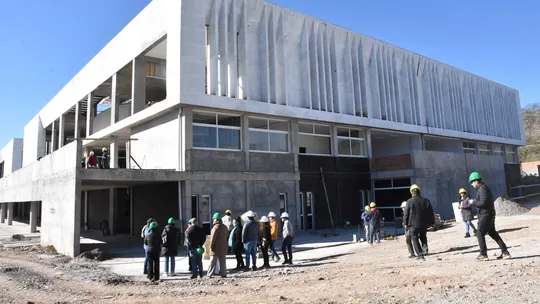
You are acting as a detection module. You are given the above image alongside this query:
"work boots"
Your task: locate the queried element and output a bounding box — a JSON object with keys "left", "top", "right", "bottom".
{"left": 465, "top": 232, "right": 471, "bottom": 238}
{"left": 497, "top": 251, "right": 512, "bottom": 260}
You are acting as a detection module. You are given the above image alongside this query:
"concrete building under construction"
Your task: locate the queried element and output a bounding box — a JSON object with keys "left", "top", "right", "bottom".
{"left": 0, "top": 0, "right": 525, "bottom": 256}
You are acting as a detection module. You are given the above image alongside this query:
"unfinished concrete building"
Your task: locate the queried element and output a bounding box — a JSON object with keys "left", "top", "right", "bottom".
{"left": 0, "top": 0, "right": 525, "bottom": 256}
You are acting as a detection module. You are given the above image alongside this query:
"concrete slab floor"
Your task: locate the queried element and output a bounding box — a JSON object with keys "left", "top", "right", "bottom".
{"left": 0, "top": 220, "right": 41, "bottom": 246}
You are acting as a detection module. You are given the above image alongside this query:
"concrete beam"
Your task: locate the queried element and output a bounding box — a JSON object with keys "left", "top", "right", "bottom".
{"left": 51, "top": 120, "right": 57, "bottom": 152}
{"left": 111, "top": 74, "right": 120, "bottom": 125}
{"left": 86, "top": 92, "right": 94, "bottom": 137}
{"left": 29, "top": 201, "right": 38, "bottom": 233}
{"left": 132, "top": 56, "right": 146, "bottom": 115}
{"left": 6, "top": 203, "right": 14, "bottom": 226}
{"left": 59, "top": 114, "right": 66, "bottom": 148}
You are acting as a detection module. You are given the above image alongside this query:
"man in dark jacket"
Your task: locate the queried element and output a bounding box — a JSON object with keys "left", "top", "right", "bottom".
{"left": 469, "top": 172, "right": 511, "bottom": 261}
{"left": 161, "top": 217, "right": 180, "bottom": 276}
{"left": 186, "top": 218, "right": 206, "bottom": 279}
{"left": 230, "top": 217, "right": 245, "bottom": 270}
{"left": 404, "top": 184, "right": 435, "bottom": 260}
{"left": 366, "top": 202, "right": 382, "bottom": 244}
{"left": 401, "top": 201, "right": 415, "bottom": 258}
{"left": 144, "top": 221, "right": 161, "bottom": 282}
{"left": 242, "top": 211, "right": 259, "bottom": 271}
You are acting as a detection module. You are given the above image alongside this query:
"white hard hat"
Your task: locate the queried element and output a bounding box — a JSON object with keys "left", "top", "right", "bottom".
{"left": 245, "top": 210, "right": 255, "bottom": 217}
{"left": 280, "top": 212, "right": 289, "bottom": 218}
{"left": 400, "top": 201, "right": 407, "bottom": 208}
{"left": 268, "top": 212, "right": 276, "bottom": 217}
{"left": 260, "top": 216, "right": 269, "bottom": 223}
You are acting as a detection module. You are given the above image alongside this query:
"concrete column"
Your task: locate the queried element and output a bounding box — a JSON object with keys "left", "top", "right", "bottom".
{"left": 132, "top": 56, "right": 146, "bottom": 115}
{"left": 410, "top": 134, "right": 423, "bottom": 151}
{"left": 59, "top": 114, "right": 65, "bottom": 148}
{"left": 29, "top": 201, "right": 38, "bottom": 233}
{"left": 7, "top": 203, "right": 14, "bottom": 226}
{"left": 74, "top": 101, "right": 81, "bottom": 139}
{"left": 184, "top": 180, "right": 193, "bottom": 223}
{"left": 242, "top": 115, "right": 250, "bottom": 171}
{"left": 245, "top": 181, "right": 251, "bottom": 211}
{"left": 178, "top": 108, "right": 193, "bottom": 171}
{"left": 125, "top": 141, "right": 132, "bottom": 169}
{"left": 290, "top": 120, "right": 300, "bottom": 172}
{"left": 129, "top": 187, "right": 134, "bottom": 237}
{"left": 331, "top": 126, "right": 338, "bottom": 156}
{"left": 503, "top": 145, "right": 508, "bottom": 164}
{"left": 177, "top": 182, "right": 183, "bottom": 232}
{"left": 110, "top": 142, "right": 119, "bottom": 169}
{"left": 0, "top": 204, "right": 6, "bottom": 224}
{"left": 420, "top": 134, "right": 426, "bottom": 150}
{"left": 51, "top": 120, "right": 57, "bottom": 152}
{"left": 365, "top": 129, "right": 373, "bottom": 158}
{"left": 294, "top": 180, "right": 302, "bottom": 231}
{"left": 84, "top": 191, "right": 88, "bottom": 231}
{"left": 86, "top": 92, "right": 94, "bottom": 137}
{"left": 109, "top": 189, "right": 117, "bottom": 235}
{"left": 111, "top": 74, "right": 119, "bottom": 125}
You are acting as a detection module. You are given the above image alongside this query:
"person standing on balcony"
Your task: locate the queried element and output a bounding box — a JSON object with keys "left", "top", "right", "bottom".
{"left": 101, "top": 147, "right": 110, "bottom": 169}
{"left": 86, "top": 151, "right": 98, "bottom": 168}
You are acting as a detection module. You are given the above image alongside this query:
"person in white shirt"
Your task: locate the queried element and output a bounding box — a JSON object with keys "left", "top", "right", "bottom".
{"left": 280, "top": 212, "right": 294, "bottom": 265}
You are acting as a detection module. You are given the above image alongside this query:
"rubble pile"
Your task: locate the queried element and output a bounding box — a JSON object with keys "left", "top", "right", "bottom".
{"left": 494, "top": 197, "right": 530, "bottom": 216}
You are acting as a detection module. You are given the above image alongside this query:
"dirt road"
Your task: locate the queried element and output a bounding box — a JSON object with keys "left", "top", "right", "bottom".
{"left": 1, "top": 214, "right": 539, "bottom": 304}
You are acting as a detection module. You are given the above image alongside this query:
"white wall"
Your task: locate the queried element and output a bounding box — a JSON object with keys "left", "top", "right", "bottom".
{"left": 92, "top": 104, "right": 132, "bottom": 134}
{"left": 0, "top": 138, "right": 24, "bottom": 175}
{"left": 130, "top": 111, "right": 179, "bottom": 169}
{"left": 22, "top": 115, "right": 46, "bottom": 167}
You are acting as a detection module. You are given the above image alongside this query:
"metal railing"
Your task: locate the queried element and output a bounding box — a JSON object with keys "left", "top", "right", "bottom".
{"left": 510, "top": 184, "right": 540, "bottom": 201}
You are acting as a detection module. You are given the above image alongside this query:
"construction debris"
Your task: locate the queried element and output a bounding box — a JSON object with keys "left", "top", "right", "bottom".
{"left": 495, "top": 197, "right": 530, "bottom": 216}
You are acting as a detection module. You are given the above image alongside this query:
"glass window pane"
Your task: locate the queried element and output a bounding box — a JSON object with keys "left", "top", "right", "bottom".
{"left": 249, "top": 130, "right": 269, "bottom": 151}
{"left": 270, "top": 133, "right": 288, "bottom": 152}
{"left": 269, "top": 120, "right": 288, "bottom": 132}
{"left": 193, "top": 112, "right": 216, "bottom": 125}
{"left": 393, "top": 178, "right": 411, "bottom": 187}
{"left": 505, "top": 146, "right": 514, "bottom": 153}
{"left": 314, "top": 125, "right": 331, "bottom": 135}
{"left": 218, "top": 128, "right": 241, "bottom": 149}
{"left": 298, "top": 134, "right": 331, "bottom": 154}
{"left": 337, "top": 138, "right": 350, "bottom": 155}
{"left": 218, "top": 114, "right": 241, "bottom": 127}
{"left": 299, "top": 123, "right": 313, "bottom": 134}
{"left": 350, "top": 129, "right": 362, "bottom": 138}
{"left": 374, "top": 179, "right": 392, "bottom": 188}
{"left": 249, "top": 118, "right": 268, "bottom": 129}
{"left": 480, "top": 151, "right": 490, "bottom": 155}
{"left": 193, "top": 126, "right": 217, "bottom": 148}
{"left": 351, "top": 139, "right": 365, "bottom": 156}
{"left": 337, "top": 128, "right": 349, "bottom": 137}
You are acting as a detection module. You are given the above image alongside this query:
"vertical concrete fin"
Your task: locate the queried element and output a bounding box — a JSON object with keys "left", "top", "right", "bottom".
{"left": 237, "top": 0, "right": 248, "bottom": 100}
{"left": 343, "top": 33, "right": 355, "bottom": 115}
{"left": 208, "top": 0, "right": 219, "bottom": 96}
{"left": 267, "top": 6, "right": 277, "bottom": 104}
{"left": 218, "top": 0, "right": 229, "bottom": 97}
{"left": 258, "top": 4, "right": 270, "bottom": 103}
{"left": 111, "top": 73, "right": 119, "bottom": 125}
{"left": 323, "top": 25, "right": 333, "bottom": 112}
{"left": 228, "top": 0, "right": 238, "bottom": 99}
{"left": 357, "top": 38, "right": 368, "bottom": 118}
{"left": 86, "top": 92, "right": 94, "bottom": 137}
{"left": 317, "top": 23, "right": 327, "bottom": 112}
{"left": 309, "top": 21, "right": 319, "bottom": 110}
{"left": 329, "top": 29, "right": 339, "bottom": 114}
{"left": 276, "top": 10, "right": 288, "bottom": 106}
{"left": 300, "top": 19, "right": 312, "bottom": 109}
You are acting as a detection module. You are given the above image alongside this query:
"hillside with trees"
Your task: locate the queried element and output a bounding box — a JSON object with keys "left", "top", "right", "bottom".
{"left": 519, "top": 102, "right": 540, "bottom": 162}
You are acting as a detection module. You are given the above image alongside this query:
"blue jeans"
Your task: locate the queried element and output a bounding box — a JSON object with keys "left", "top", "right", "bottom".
{"left": 143, "top": 250, "right": 148, "bottom": 273}
{"left": 465, "top": 220, "right": 476, "bottom": 234}
{"left": 244, "top": 241, "right": 257, "bottom": 267}
{"left": 189, "top": 248, "right": 203, "bottom": 277}
{"left": 164, "top": 256, "right": 175, "bottom": 274}
{"left": 270, "top": 241, "right": 279, "bottom": 259}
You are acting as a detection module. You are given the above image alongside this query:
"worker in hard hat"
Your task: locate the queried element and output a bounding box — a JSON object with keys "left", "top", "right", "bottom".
{"left": 468, "top": 172, "right": 511, "bottom": 261}
{"left": 208, "top": 213, "right": 229, "bottom": 278}
{"left": 229, "top": 216, "right": 245, "bottom": 270}
{"left": 361, "top": 206, "right": 371, "bottom": 242}
{"left": 458, "top": 188, "right": 477, "bottom": 238}
{"left": 404, "top": 184, "right": 435, "bottom": 260}
{"left": 400, "top": 201, "right": 415, "bottom": 258}
{"left": 259, "top": 216, "right": 272, "bottom": 268}
{"left": 101, "top": 147, "right": 110, "bottom": 169}
{"left": 222, "top": 210, "right": 233, "bottom": 232}
{"left": 242, "top": 210, "right": 259, "bottom": 271}
{"left": 366, "top": 202, "right": 382, "bottom": 244}
{"left": 161, "top": 217, "right": 180, "bottom": 277}
{"left": 144, "top": 221, "right": 162, "bottom": 282}
{"left": 186, "top": 218, "right": 206, "bottom": 279}
{"left": 86, "top": 151, "right": 98, "bottom": 168}
{"left": 281, "top": 212, "right": 295, "bottom": 265}
{"left": 268, "top": 212, "right": 281, "bottom": 262}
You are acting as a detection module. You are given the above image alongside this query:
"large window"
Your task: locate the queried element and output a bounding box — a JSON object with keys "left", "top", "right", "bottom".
{"left": 298, "top": 123, "right": 331, "bottom": 155}
{"left": 478, "top": 143, "right": 490, "bottom": 155}
{"left": 193, "top": 111, "right": 241, "bottom": 150}
{"left": 248, "top": 117, "right": 289, "bottom": 152}
{"left": 492, "top": 144, "right": 504, "bottom": 157}
{"left": 506, "top": 146, "right": 516, "bottom": 163}
{"left": 463, "top": 142, "right": 476, "bottom": 154}
{"left": 337, "top": 127, "right": 366, "bottom": 157}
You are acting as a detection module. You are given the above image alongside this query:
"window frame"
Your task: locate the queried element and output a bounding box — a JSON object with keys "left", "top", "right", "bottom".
{"left": 478, "top": 143, "right": 490, "bottom": 156}
{"left": 248, "top": 116, "right": 290, "bottom": 153}
{"left": 505, "top": 146, "right": 517, "bottom": 163}
{"left": 298, "top": 122, "right": 332, "bottom": 156}
{"left": 462, "top": 141, "right": 476, "bottom": 154}
{"left": 492, "top": 144, "right": 504, "bottom": 157}
{"left": 192, "top": 110, "right": 242, "bottom": 151}
{"left": 336, "top": 127, "right": 367, "bottom": 157}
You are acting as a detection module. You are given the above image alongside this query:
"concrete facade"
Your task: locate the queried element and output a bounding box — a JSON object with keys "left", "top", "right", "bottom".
{"left": 0, "top": 138, "right": 23, "bottom": 177}
{"left": 0, "top": 0, "right": 526, "bottom": 256}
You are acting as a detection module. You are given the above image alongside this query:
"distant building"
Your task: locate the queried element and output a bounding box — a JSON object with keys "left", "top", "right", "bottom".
{"left": 521, "top": 161, "right": 540, "bottom": 176}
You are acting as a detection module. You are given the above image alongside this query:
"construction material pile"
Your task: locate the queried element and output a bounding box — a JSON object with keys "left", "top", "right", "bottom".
{"left": 494, "top": 197, "right": 530, "bottom": 216}
{"left": 529, "top": 206, "right": 540, "bottom": 215}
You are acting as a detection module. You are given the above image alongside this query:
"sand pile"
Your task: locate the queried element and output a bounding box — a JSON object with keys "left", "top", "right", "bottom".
{"left": 494, "top": 197, "right": 530, "bottom": 216}
{"left": 529, "top": 206, "right": 540, "bottom": 216}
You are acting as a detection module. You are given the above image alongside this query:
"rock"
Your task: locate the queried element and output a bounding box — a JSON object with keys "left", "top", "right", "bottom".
{"left": 318, "top": 277, "right": 325, "bottom": 280}
{"left": 278, "top": 295, "right": 287, "bottom": 301}
{"left": 11, "top": 234, "right": 26, "bottom": 241}
{"left": 76, "top": 248, "right": 108, "bottom": 261}
{"left": 455, "top": 285, "right": 462, "bottom": 290}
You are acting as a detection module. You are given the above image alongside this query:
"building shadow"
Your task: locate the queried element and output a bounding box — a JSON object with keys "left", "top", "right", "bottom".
{"left": 498, "top": 226, "right": 528, "bottom": 234}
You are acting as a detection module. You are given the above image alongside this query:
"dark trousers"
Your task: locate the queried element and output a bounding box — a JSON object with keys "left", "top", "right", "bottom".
{"left": 405, "top": 229, "right": 414, "bottom": 256}
{"left": 282, "top": 236, "right": 293, "bottom": 262}
{"left": 147, "top": 252, "right": 160, "bottom": 281}
{"left": 477, "top": 216, "right": 507, "bottom": 256}
{"left": 261, "top": 244, "right": 270, "bottom": 266}
{"left": 189, "top": 248, "right": 203, "bottom": 277}
{"left": 369, "top": 225, "right": 380, "bottom": 243}
{"left": 234, "top": 250, "right": 245, "bottom": 268}
{"left": 409, "top": 227, "right": 428, "bottom": 257}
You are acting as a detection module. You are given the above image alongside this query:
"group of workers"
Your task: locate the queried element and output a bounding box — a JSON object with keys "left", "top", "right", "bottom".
{"left": 82, "top": 147, "right": 109, "bottom": 169}
{"left": 140, "top": 209, "right": 295, "bottom": 282}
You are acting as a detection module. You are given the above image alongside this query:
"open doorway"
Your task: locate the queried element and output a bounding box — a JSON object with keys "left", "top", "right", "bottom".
{"left": 299, "top": 192, "right": 314, "bottom": 230}
{"left": 373, "top": 177, "right": 411, "bottom": 222}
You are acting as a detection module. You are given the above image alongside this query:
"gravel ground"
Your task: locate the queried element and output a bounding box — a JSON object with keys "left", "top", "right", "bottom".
{"left": 494, "top": 197, "right": 530, "bottom": 216}
{"left": 0, "top": 215, "right": 539, "bottom": 304}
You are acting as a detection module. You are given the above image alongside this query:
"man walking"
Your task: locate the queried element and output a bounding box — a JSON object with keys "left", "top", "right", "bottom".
{"left": 242, "top": 211, "right": 259, "bottom": 271}
{"left": 404, "top": 184, "right": 435, "bottom": 260}
{"left": 186, "top": 218, "right": 206, "bottom": 279}
{"left": 281, "top": 212, "right": 294, "bottom": 265}
{"left": 469, "top": 172, "right": 511, "bottom": 261}
{"left": 208, "top": 213, "right": 229, "bottom": 278}
{"left": 400, "top": 201, "right": 415, "bottom": 258}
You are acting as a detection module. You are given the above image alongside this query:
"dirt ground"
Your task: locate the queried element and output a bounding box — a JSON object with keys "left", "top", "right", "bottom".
{"left": 1, "top": 215, "right": 539, "bottom": 304}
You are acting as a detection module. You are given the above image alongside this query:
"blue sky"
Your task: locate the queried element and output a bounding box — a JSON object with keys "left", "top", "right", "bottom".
{"left": 0, "top": 0, "right": 538, "bottom": 147}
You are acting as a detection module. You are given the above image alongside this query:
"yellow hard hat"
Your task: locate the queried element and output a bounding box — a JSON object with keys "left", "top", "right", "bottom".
{"left": 102, "top": 147, "right": 108, "bottom": 152}
{"left": 365, "top": 206, "right": 370, "bottom": 211}
{"left": 459, "top": 188, "right": 467, "bottom": 194}
{"left": 225, "top": 209, "right": 232, "bottom": 214}
{"left": 410, "top": 184, "right": 420, "bottom": 194}
{"left": 370, "top": 202, "right": 376, "bottom": 208}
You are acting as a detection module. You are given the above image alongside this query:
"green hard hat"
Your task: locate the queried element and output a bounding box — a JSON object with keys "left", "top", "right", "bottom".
{"left": 149, "top": 222, "right": 158, "bottom": 229}
{"left": 469, "top": 172, "right": 483, "bottom": 183}
{"left": 168, "top": 217, "right": 175, "bottom": 224}
{"left": 196, "top": 247, "right": 205, "bottom": 255}
{"left": 212, "top": 212, "right": 222, "bottom": 220}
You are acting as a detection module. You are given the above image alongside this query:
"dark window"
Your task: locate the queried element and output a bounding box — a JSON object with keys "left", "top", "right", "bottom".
{"left": 392, "top": 178, "right": 411, "bottom": 187}
{"left": 0, "top": 161, "right": 4, "bottom": 178}
{"left": 374, "top": 179, "right": 392, "bottom": 188}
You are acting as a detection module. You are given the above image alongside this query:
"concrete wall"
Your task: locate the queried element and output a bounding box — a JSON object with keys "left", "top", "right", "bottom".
{"left": 412, "top": 150, "right": 506, "bottom": 220}
{"left": 189, "top": 150, "right": 245, "bottom": 172}
{"left": 92, "top": 104, "right": 132, "bottom": 133}
{"left": 191, "top": 180, "right": 247, "bottom": 217}
{"left": 22, "top": 115, "right": 46, "bottom": 167}
{"left": 424, "top": 136, "right": 463, "bottom": 153}
{"left": 130, "top": 111, "right": 179, "bottom": 169}
{"left": 250, "top": 180, "right": 296, "bottom": 221}
{"left": 86, "top": 190, "right": 109, "bottom": 230}
{"left": 0, "top": 142, "right": 81, "bottom": 257}
{"left": 250, "top": 153, "right": 294, "bottom": 172}
{"left": 132, "top": 182, "right": 179, "bottom": 236}
{"left": 0, "top": 138, "right": 23, "bottom": 175}
{"left": 371, "top": 135, "right": 421, "bottom": 158}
